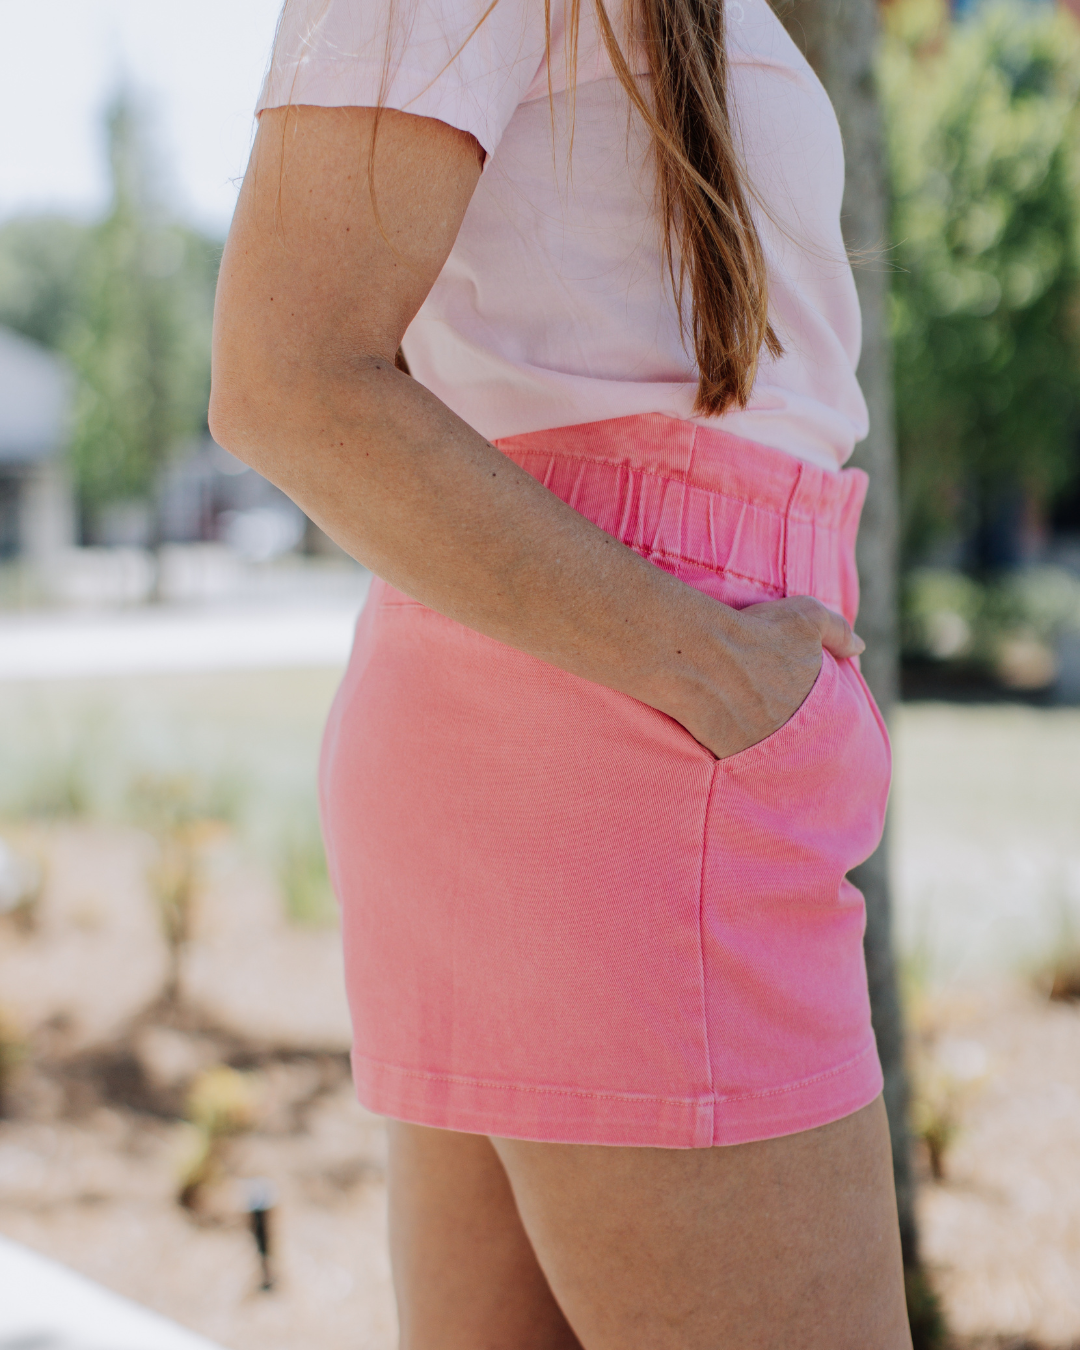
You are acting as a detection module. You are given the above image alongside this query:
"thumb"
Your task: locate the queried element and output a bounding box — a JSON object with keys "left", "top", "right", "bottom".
{"left": 817, "top": 606, "right": 865, "bottom": 659}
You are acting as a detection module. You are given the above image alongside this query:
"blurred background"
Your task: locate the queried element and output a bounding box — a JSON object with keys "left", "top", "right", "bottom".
{"left": 2, "top": 0, "right": 1080, "bottom": 1346}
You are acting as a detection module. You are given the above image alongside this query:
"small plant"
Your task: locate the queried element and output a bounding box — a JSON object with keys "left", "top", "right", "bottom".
{"left": 131, "top": 771, "right": 239, "bottom": 835}
{"left": 0, "top": 836, "right": 43, "bottom": 931}
{"left": 187, "top": 1063, "right": 259, "bottom": 1136}
{"left": 909, "top": 1033, "right": 990, "bottom": 1182}
{"left": 902, "top": 952, "right": 989, "bottom": 1184}
{"left": 131, "top": 773, "right": 235, "bottom": 1005}
{"left": 0, "top": 1008, "right": 27, "bottom": 1119}
{"left": 177, "top": 1064, "right": 260, "bottom": 1211}
{"left": 911, "top": 1086, "right": 959, "bottom": 1183}
{"left": 279, "top": 828, "right": 337, "bottom": 928}
{"left": 1047, "top": 958, "right": 1080, "bottom": 1003}
{"left": 983, "top": 567, "right": 1080, "bottom": 690}
{"left": 1034, "top": 891, "right": 1080, "bottom": 1003}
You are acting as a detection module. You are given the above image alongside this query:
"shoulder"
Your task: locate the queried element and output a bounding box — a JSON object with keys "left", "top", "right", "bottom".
{"left": 264, "top": 0, "right": 548, "bottom": 79}
{"left": 260, "top": 0, "right": 550, "bottom": 159}
{"left": 726, "top": 0, "right": 824, "bottom": 90}
{"left": 725, "top": 0, "right": 841, "bottom": 159}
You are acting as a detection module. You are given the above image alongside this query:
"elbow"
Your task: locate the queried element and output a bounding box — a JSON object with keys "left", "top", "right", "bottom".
{"left": 207, "top": 380, "right": 250, "bottom": 465}
{"left": 206, "top": 382, "right": 234, "bottom": 457}
{"left": 207, "top": 350, "right": 285, "bottom": 476}
{"left": 209, "top": 323, "right": 396, "bottom": 475}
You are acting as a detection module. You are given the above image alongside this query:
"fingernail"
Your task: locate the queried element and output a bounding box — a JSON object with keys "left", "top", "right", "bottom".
{"left": 853, "top": 635, "right": 866, "bottom": 654}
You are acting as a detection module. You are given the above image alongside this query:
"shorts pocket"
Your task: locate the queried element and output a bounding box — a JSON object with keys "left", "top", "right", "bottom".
{"left": 712, "top": 646, "right": 891, "bottom": 862}
{"left": 715, "top": 650, "right": 834, "bottom": 767}
{"left": 698, "top": 645, "right": 890, "bottom": 1100}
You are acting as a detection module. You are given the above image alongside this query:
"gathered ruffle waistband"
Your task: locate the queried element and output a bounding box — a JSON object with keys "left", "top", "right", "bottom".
{"left": 493, "top": 412, "right": 867, "bottom": 627}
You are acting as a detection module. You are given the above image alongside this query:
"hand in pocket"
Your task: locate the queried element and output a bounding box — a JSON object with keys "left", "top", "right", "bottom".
{"left": 676, "top": 595, "right": 864, "bottom": 761}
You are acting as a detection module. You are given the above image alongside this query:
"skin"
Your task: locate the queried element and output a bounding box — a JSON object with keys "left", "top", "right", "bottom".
{"left": 211, "top": 104, "right": 911, "bottom": 1345}
{"left": 390, "top": 1101, "right": 911, "bottom": 1349}
{"left": 210, "top": 105, "right": 864, "bottom": 760}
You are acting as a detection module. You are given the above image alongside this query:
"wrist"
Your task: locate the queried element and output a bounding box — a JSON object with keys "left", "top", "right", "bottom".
{"left": 640, "top": 589, "right": 747, "bottom": 731}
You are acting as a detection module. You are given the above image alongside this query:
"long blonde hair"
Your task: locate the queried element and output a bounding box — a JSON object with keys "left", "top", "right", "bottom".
{"left": 583, "top": 0, "right": 781, "bottom": 413}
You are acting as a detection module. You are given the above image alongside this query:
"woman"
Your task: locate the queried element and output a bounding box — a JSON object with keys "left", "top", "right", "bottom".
{"left": 210, "top": 0, "right": 910, "bottom": 1342}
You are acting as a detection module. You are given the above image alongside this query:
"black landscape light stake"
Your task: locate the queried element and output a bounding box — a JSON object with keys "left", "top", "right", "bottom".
{"left": 243, "top": 1177, "right": 278, "bottom": 1292}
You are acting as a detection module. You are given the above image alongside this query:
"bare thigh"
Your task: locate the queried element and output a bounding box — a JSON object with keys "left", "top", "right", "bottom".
{"left": 493, "top": 1096, "right": 911, "bottom": 1350}
{"left": 387, "top": 1121, "right": 583, "bottom": 1350}
{"left": 390, "top": 1097, "right": 910, "bottom": 1349}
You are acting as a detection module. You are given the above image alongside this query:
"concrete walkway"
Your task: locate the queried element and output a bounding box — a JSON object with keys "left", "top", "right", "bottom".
{"left": 0, "top": 1235, "right": 225, "bottom": 1350}
{"left": 0, "top": 595, "right": 369, "bottom": 682}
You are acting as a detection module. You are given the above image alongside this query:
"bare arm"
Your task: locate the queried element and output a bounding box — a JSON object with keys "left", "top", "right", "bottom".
{"left": 210, "top": 106, "right": 861, "bottom": 758}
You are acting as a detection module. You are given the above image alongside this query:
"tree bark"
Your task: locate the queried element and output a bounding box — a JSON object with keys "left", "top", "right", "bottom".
{"left": 770, "top": 0, "right": 917, "bottom": 1268}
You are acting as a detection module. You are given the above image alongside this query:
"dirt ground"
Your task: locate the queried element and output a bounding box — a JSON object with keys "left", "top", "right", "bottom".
{"left": 912, "top": 983, "right": 1080, "bottom": 1348}
{"left": 0, "top": 819, "right": 398, "bottom": 1350}
{"left": 1, "top": 689, "right": 1080, "bottom": 1348}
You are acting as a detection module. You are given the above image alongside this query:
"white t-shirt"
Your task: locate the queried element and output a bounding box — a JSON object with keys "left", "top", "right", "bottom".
{"left": 259, "top": 0, "right": 869, "bottom": 471}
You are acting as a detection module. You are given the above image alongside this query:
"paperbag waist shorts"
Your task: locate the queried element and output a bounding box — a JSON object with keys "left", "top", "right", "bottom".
{"left": 319, "top": 413, "right": 890, "bottom": 1148}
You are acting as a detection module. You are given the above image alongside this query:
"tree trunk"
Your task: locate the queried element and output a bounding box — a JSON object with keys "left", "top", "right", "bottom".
{"left": 770, "top": 0, "right": 917, "bottom": 1271}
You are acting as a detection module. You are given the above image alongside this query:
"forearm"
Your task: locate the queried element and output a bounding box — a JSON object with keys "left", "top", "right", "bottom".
{"left": 209, "top": 105, "right": 856, "bottom": 760}
{"left": 210, "top": 354, "right": 738, "bottom": 730}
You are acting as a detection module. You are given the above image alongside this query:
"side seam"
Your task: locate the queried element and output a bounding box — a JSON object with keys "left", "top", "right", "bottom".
{"left": 696, "top": 758, "right": 721, "bottom": 1147}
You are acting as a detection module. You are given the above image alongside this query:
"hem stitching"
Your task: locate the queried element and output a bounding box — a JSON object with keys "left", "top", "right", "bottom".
{"left": 352, "top": 1041, "right": 878, "bottom": 1109}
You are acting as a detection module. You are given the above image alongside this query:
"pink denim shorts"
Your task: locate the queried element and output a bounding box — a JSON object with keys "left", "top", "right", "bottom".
{"left": 319, "top": 413, "right": 890, "bottom": 1148}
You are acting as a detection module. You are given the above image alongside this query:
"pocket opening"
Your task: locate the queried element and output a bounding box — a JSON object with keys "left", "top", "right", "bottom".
{"left": 715, "top": 650, "right": 835, "bottom": 768}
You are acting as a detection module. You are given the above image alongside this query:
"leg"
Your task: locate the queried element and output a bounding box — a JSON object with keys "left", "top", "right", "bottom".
{"left": 492, "top": 1096, "right": 911, "bottom": 1349}
{"left": 387, "top": 1120, "right": 583, "bottom": 1350}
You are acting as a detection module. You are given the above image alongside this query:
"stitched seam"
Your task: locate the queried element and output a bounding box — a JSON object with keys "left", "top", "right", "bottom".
{"left": 505, "top": 448, "right": 803, "bottom": 518}
{"left": 353, "top": 1055, "right": 709, "bottom": 1106}
{"left": 779, "top": 462, "right": 804, "bottom": 595}
{"left": 696, "top": 763, "right": 720, "bottom": 1116}
{"left": 713, "top": 1042, "right": 879, "bottom": 1105}
{"left": 645, "top": 544, "right": 839, "bottom": 608}
{"left": 352, "top": 1041, "right": 877, "bottom": 1108}
{"left": 644, "top": 546, "right": 787, "bottom": 592}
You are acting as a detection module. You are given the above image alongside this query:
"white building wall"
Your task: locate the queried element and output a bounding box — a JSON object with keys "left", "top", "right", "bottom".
{"left": 19, "top": 461, "right": 76, "bottom": 560}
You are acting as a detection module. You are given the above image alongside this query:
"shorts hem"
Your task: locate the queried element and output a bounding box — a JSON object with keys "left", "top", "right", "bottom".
{"left": 351, "top": 1042, "right": 884, "bottom": 1148}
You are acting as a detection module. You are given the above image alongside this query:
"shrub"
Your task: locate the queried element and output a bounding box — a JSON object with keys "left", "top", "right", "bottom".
{"left": 882, "top": 0, "right": 1080, "bottom": 565}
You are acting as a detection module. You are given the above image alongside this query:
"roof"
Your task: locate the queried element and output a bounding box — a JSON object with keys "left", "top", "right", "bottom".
{"left": 0, "top": 325, "right": 72, "bottom": 465}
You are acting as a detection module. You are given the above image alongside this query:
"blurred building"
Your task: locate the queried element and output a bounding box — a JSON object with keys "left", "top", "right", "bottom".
{"left": 157, "top": 438, "right": 308, "bottom": 560}
{"left": 158, "top": 439, "right": 349, "bottom": 563}
{"left": 0, "top": 326, "right": 76, "bottom": 561}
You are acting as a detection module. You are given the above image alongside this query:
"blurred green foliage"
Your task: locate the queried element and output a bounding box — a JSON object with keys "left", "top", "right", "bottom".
{"left": 903, "top": 563, "right": 1080, "bottom": 691}
{"left": 882, "top": 0, "right": 1080, "bottom": 565}
{"left": 0, "top": 216, "right": 88, "bottom": 351}
{"left": 0, "top": 93, "right": 220, "bottom": 523}
{"left": 905, "top": 562, "right": 1080, "bottom": 653}
{"left": 279, "top": 824, "right": 339, "bottom": 929}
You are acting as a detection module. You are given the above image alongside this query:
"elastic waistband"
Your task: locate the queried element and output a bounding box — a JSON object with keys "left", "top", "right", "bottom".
{"left": 494, "top": 413, "right": 867, "bottom": 626}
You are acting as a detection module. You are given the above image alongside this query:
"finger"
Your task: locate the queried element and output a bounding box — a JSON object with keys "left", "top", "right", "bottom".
{"left": 817, "top": 606, "right": 865, "bottom": 658}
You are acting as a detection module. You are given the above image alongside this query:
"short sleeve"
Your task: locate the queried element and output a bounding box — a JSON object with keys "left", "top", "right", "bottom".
{"left": 258, "top": 0, "right": 549, "bottom": 162}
